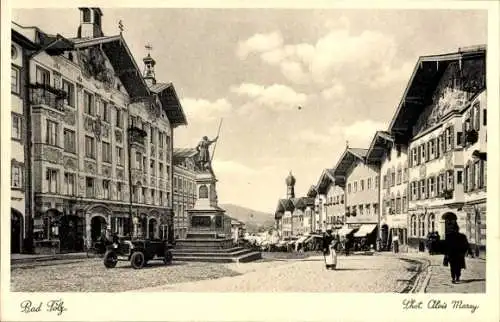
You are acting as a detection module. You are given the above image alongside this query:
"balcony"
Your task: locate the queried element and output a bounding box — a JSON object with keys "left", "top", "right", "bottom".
{"left": 30, "top": 83, "right": 66, "bottom": 112}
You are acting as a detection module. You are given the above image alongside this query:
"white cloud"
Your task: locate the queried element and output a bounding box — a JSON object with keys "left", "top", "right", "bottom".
{"left": 230, "top": 83, "right": 308, "bottom": 113}
{"left": 335, "top": 120, "right": 387, "bottom": 146}
{"left": 370, "top": 61, "right": 414, "bottom": 89}
{"left": 321, "top": 82, "right": 346, "bottom": 100}
{"left": 238, "top": 27, "right": 405, "bottom": 89}
{"left": 297, "top": 129, "right": 331, "bottom": 145}
{"left": 181, "top": 97, "right": 232, "bottom": 122}
{"left": 237, "top": 31, "right": 284, "bottom": 59}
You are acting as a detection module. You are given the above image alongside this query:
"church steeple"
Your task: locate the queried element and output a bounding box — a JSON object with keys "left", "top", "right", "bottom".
{"left": 143, "top": 43, "right": 156, "bottom": 87}
{"left": 285, "top": 171, "right": 296, "bottom": 199}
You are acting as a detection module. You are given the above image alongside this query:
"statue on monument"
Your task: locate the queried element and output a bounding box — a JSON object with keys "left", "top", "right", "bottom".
{"left": 196, "top": 119, "right": 223, "bottom": 172}
{"left": 196, "top": 135, "right": 218, "bottom": 171}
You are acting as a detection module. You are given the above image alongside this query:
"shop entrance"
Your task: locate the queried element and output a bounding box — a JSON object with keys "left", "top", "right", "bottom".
{"left": 90, "top": 216, "right": 107, "bottom": 242}
{"left": 11, "top": 209, "right": 23, "bottom": 253}
{"left": 59, "top": 215, "right": 84, "bottom": 252}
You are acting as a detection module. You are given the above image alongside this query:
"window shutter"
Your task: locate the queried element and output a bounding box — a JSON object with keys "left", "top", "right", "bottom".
{"left": 471, "top": 162, "right": 476, "bottom": 190}
{"left": 409, "top": 149, "right": 413, "bottom": 167}
{"left": 449, "top": 125, "right": 455, "bottom": 150}
{"left": 483, "top": 160, "right": 487, "bottom": 188}
{"left": 475, "top": 105, "right": 481, "bottom": 131}
{"left": 449, "top": 170, "right": 454, "bottom": 190}
{"left": 426, "top": 141, "right": 430, "bottom": 162}
{"left": 417, "top": 145, "right": 421, "bottom": 165}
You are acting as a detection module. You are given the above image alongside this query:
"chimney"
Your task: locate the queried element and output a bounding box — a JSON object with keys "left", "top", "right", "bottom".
{"left": 77, "top": 8, "right": 104, "bottom": 38}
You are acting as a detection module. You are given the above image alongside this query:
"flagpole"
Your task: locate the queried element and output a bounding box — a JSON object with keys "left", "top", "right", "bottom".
{"left": 210, "top": 118, "right": 223, "bottom": 164}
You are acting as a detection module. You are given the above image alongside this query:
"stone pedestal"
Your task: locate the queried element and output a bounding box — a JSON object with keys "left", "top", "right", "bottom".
{"left": 174, "top": 170, "right": 261, "bottom": 263}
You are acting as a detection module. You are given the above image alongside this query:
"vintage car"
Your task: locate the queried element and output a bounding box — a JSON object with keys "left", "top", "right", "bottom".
{"left": 103, "top": 237, "right": 174, "bottom": 269}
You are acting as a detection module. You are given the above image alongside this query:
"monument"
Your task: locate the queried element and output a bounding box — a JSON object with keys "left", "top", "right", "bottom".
{"left": 173, "top": 121, "right": 261, "bottom": 262}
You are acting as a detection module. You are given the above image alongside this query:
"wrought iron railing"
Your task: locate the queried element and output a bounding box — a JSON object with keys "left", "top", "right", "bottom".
{"left": 30, "top": 83, "right": 67, "bottom": 112}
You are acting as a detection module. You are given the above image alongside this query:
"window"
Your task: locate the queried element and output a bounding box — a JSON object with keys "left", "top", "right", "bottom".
{"left": 116, "top": 147, "right": 123, "bottom": 166}
{"left": 64, "top": 173, "right": 75, "bottom": 195}
{"left": 64, "top": 129, "right": 76, "bottom": 153}
{"left": 420, "top": 179, "right": 426, "bottom": 199}
{"left": 142, "top": 156, "right": 147, "bottom": 173}
{"left": 375, "top": 176, "right": 379, "bottom": 188}
{"left": 382, "top": 175, "right": 387, "bottom": 189}
{"left": 456, "top": 132, "right": 463, "bottom": 147}
{"left": 102, "top": 142, "right": 111, "bottom": 163}
{"left": 419, "top": 216, "right": 425, "bottom": 237}
{"left": 341, "top": 195, "right": 344, "bottom": 204}
{"left": 373, "top": 203, "right": 378, "bottom": 215}
{"left": 403, "top": 168, "right": 408, "bottom": 183}
{"left": 391, "top": 170, "right": 396, "bottom": 187}
{"left": 62, "top": 79, "right": 75, "bottom": 107}
{"left": 429, "top": 139, "right": 436, "bottom": 158}
{"left": 102, "top": 101, "right": 110, "bottom": 122}
{"left": 411, "top": 215, "right": 417, "bottom": 236}
{"left": 396, "top": 144, "right": 402, "bottom": 157}
{"left": 367, "top": 178, "right": 372, "bottom": 190}
{"left": 86, "top": 177, "right": 95, "bottom": 198}
{"left": 464, "top": 165, "right": 470, "bottom": 192}
{"left": 142, "top": 187, "right": 147, "bottom": 203}
{"left": 446, "top": 170, "right": 454, "bottom": 191}
{"left": 85, "top": 136, "right": 96, "bottom": 159}
{"left": 360, "top": 180, "right": 365, "bottom": 191}
{"left": 412, "top": 148, "right": 418, "bottom": 167}
{"left": 483, "top": 109, "right": 487, "bottom": 126}
{"left": 397, "top": 169, "right": 402, "bottom": 185}
{"left": 353, "top": 181, "right": 357, "bottom": 193}
{"left": 46, "top": 169, "right": 58, "bottom": 193}
{"left": 150, "top": 160, "right": 155, "bottom": 175}
{"left": 457, "top": 170, "right": 463, "bottom": 184}
{"left": 116, "top": 108, "right": 123, "bottom": 128}
{"left": 150, "top": 128, "right": 155, "bottom": 144}
{"left": 151, "top": 189, "right": 155, "bottom": 204}
{"left": 36, "top": 66, "right": 50, "bottom": 85}
{"left": 159, "top": 132, "right": 164, "bottom": 148}
{"left": 446, "top": 128, "right": 453, "bottom": 150}
{"left": 348, "top": 183, "right": 351, "bottom": 194}
{"left": 396, "top": 197, "right": 401, "bottom": 214}
{"left": 160, "top": 191, "right": 164, "bottom": 205}
{"left": 428, "top": 214, "right": 436, "bottom": 233}
{"left": 402, "top": 196, "right": 407, "bottom": 212}
{"left": 420, "top": 144, "right": 426, "bottom": 162}
{"left": 136, "top": 152, "right": 142, "bottom": 170}
{"left": 84, "top": 91, "right": 94, "bottom": 115}
{"left": 103, "top": 180, "right": 110, "bottom": 199}
{"left": 11, "top": 165, "right": 22, "bottom": 188}
{"left": 46, "top": 120, "right": 58, "bottom": 146}
{"left": 11, "top": 66, "right": 20, "bottom": 93}
{"left": 12, "top": 113, "right": 22, "bottom": 140}
{"left": 474, "top": 162, "right": 481, "bottom": 189}
{"left": 117, "top": 182, "right": 122, "bottom": 200}
{"left": 159, "top": 163, "right": 164, "bottom": 177}
{"left": 428, "top": 177, "right": 435, "bottom": 198}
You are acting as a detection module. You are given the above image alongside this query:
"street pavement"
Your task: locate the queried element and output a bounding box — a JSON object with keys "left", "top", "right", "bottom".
{"left": 135, "top": 254, "right": 421, "bottom": 292}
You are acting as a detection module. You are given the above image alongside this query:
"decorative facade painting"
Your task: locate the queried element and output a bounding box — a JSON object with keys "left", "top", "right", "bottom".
{"left": 413, "top": 58, "right": 486, "bottom": 136}
{"left": 77, "top": 46, "right": 115, "bottom": 91}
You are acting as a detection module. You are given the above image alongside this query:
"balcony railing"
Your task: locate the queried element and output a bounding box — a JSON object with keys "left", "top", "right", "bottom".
{"left": 30, "top": 83, "right": 67, "bottom": 112}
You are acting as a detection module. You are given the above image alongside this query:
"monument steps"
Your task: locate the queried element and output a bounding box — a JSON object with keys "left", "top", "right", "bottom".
{"left": 172, "top": 248, "right": 253, "bottom": 258}
{"left": 172, "top": 246, "right": 245, "bottom": 253}
{"left": 173, "top": 251, "right": 262, "bottom": 263}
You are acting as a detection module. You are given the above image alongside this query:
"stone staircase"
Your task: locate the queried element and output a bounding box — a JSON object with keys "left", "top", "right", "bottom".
{"left": 172, "top": 246, "right": 262, "bottom": 263}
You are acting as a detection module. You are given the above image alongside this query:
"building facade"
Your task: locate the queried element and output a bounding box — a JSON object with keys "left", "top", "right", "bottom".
{"left": 14, "top": 8, "right": 187, "bottom": 254}
{"left": 366, "top": 131, "right": 409, "bottom": 250}
{"left": 315, "top": 169, "right": 345, "bottom": 230}
{"left": 173, "top": 148, "right": 197, "bottom": 239}
{"left": 11, "top": 27, "right": 39, "bottom": 253}
{"left": 334, "top": 147, "right": 379, "bottom": 243}
{"left": 388, "top": 46, "right": 486, "bottom": 250}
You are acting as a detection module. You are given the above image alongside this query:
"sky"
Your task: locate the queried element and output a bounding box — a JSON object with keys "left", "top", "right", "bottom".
{"left": 12, "top": 8, "right": 487, "bottom": 213}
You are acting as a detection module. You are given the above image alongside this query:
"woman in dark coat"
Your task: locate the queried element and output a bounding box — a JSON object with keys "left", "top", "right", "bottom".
{"left": 444, "top": 222, "right": 470, "bottom": 284}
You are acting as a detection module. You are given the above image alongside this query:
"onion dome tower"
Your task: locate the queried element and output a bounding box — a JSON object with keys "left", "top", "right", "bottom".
{"left": 286, "top": 171, "right": 296, "bottom": 199}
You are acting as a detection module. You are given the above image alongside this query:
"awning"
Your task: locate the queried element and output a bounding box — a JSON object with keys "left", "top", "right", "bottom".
{"left": 353, "top": 224, "right": 377, "bottom": 237}
{"left": 296, "top": 236, "right": 309, "bottom": 244}
{"left": 337, "top": 227, "right": 355, "bottom": 236}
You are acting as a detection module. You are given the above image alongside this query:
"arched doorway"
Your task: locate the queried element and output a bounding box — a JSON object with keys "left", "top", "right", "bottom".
{"left": 148, "top": 218, "right": 158, "bottom": 239}
{"left": 90, "top": 216, "right": 107, "bottom": 242}
{"left": 11, "top": 209, "right": 23, "bottom": 253}
{"left": 442, "top": 212, "right": 457, "bottom": 236}
{"left": 59, "top": 215, "right": 84, "bottom": 252}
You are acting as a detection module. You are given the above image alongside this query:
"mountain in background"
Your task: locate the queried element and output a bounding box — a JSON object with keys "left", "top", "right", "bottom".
{"left": 220, "top": 203, "right": 275, "bottom": 233}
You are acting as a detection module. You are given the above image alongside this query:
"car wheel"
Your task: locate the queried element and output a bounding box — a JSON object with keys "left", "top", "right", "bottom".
{"left": 103, "top": 250, "right": 118, "bottom": 268}
{"left": 164, "top": 250, "right": 173, "bottom": 265}
{"left": 131, "top": 251, "right": 145, "bottom": 269}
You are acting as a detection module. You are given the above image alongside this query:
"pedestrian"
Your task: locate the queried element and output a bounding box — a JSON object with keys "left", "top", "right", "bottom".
{"left": 443, "top": 222, "right": 470, "bottom": 284}
{"left": 322, "top": 230, "right": 336, "bottom": 270}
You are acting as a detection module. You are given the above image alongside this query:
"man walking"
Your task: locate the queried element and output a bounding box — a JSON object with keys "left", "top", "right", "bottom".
{"left": 443, "top": 222, "right": 470, "bottom": 284}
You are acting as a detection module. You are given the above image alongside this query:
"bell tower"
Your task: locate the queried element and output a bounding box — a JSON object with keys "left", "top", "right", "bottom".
{"left": 77, "top": 8, "right": 103, "bottom": 38}
{"left": 143, "top": 44, "right": 156, "bottom": 87}
{"left": 286, "top": 171, "right": 296, "bottom": 199}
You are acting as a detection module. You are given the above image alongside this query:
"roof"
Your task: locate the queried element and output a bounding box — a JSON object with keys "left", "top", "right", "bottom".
{"left": 366, "top": 131, "right": 394, "bottom": 163}
{"left": 12, "top": 25, "right": 39, "bottom": 50}
{"left": 150, "top": 82, "right": 188, "bottom": 127}
{"left": 72, "top": 35, "right": 150, "bottom": 98}
{"left": 315, "top": 168, "right": 336, "bottom": 194}
{"left": 333, "top": 148, "right": 368, "bottom": 177}
{"left": 173, "top": 148, "right": 198, "bottom": 158}
{"left": 306, "top": 185, "right": 317, "bottom": 198}
{"left": 388, "top": 46, "right": 486, "bottom": 142}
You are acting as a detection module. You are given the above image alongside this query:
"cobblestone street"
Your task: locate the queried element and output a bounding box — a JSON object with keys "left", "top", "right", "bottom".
{"left": 136, "top": 254, "right": 422, "bottom": 292}
{"left": 11, "top": 253, "right": 423, "bottom": 293}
